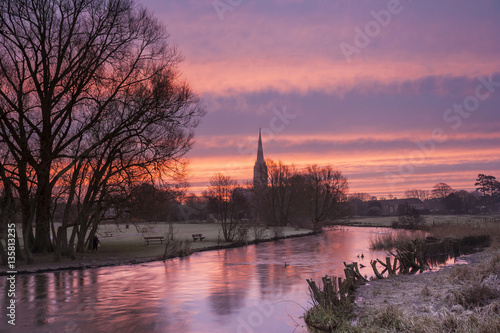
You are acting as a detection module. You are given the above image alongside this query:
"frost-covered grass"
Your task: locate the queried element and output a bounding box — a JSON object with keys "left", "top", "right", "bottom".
{"left": 12, "top": 222, "right": 312, "bottom": 272}
{"left": 347, "top": 214, "right": 500, "bottom": 228}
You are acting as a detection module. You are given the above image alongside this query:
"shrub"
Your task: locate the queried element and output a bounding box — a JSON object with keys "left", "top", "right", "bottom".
{"left": 252, "top": 222, "right": 267, "bottom": 241}
{"left": 161, "top": 239, "right": 191, "bottom": 260}
{"left": 271, "top": 225, "right": 284, "bottom": 239}
{"left": 397, "top": 203, "right": 425, "bottom": 229}
{"left": 367, "top": 206, "right": 382, "bottom": 216}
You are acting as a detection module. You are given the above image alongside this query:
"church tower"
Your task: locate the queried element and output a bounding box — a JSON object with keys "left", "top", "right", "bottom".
{"left": 253, "top": 129, "right": 268, "bottom": 188}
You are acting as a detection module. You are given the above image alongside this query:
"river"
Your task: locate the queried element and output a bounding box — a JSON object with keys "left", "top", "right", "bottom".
{"left": 1, "top": 227, "right": 394, "bottom": 333}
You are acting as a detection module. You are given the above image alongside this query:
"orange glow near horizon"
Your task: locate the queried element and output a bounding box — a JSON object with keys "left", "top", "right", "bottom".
{"left": 185, "top": 145, "right": 500, "bottom": 197}
{"left": 142, "top": 0, "right": 500, "bottom": 199}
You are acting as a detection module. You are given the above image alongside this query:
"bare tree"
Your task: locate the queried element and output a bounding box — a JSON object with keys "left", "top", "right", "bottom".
{"left": 0, "top": 155, "right": 25, "bottom": 264}
{"left": 253, "top": 159, "right": 301, "bottom": 227}
{"left": 205, "top": 173, "right": 244, "bottom": 242}
{"left": 349, "top": 193, "right": 371, "bottom": 201}
{"left": 174, "top": 193, "right": 209, "bottom": 222}
{"left": 55, "top": 77, "right": 200, "bottom": 258}
{"left": 127, "top": 182, "right": 181, "bottom": 222}
{"left": 404, "top": 189, "right": 430, "bottom": 201}
{"left": 303, "top": 165, "right": 348, "bottom": 232}
{"left": 0, "top": 0, "right": 204, "bottom": 256}
{"left": 0, "top": 144, "right": 36, "bottom": 262}
{"left": 431, "top": 183, "right": 454, "bottom": 199}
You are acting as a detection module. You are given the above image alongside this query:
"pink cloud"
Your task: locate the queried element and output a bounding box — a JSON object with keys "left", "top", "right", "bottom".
{"left": 139, "top": 0, "right": 500, "bottom": 197}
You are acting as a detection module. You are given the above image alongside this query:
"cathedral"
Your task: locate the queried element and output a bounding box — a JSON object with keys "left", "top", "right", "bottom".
{"left": 253, "top": 129, "right": 268, "bottom": 189}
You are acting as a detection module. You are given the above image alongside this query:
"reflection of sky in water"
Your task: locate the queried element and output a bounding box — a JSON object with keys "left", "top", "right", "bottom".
{"left": 1, "top": 227, "right": 413, "bottom": 332}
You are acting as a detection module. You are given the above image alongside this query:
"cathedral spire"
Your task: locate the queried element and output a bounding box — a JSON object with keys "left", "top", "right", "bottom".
{"left": 256, "top": 128, "right": 264, "bottom": 164}
{"left": 253, "top": 128, "right": 268, "bottom": 188}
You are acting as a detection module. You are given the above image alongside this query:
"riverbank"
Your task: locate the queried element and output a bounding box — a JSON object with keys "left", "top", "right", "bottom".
{"left": 352, "top": 247, "right": 500, "bottom": 332}
{"left": 2, "top": 223, "right": 314, "bottom": 275}
{"left": 305, "top": 217, "right": 500, "bottom": 332}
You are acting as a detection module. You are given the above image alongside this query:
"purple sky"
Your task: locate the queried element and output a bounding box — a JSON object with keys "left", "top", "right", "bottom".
{"left": 139, "top": 0, "right": 500, "bottom": 197}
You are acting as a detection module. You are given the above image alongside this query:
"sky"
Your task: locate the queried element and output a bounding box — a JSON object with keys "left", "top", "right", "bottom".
{"left": 139, "top": 0, "right": 500, "bottom": 198}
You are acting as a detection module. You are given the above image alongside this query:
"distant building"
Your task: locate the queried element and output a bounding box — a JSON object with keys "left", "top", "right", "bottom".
{"left": 378, "top": 198, "right": 425, "bottom": 215}
{"left": 253, "top": 128, "right": 268, "bottom": 189}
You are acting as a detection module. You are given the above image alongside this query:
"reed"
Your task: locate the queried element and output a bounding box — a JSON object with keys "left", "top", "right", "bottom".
{"left": 369, "top": 230, "right": 426, "bottom": 251}
{"left": 429, "top": 219, "right": 500, "bottom": 246}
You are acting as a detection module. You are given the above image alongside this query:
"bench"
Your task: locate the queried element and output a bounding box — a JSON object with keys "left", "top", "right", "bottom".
{"left": 104, "top": 232, "right": 113, "bottom": 237}
{"left": 144, "top": 236, "right": 165, "bottom": 245}
{"left": 192, "top": 233, "right": 205, "bottom": 241}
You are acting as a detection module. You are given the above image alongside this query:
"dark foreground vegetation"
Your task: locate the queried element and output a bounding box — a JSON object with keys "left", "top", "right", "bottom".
{"left": 304, "top": 219, "right": 500, "bottom": 332}
{"left": 0, "top": 0, "right": 204, "bottom": 264}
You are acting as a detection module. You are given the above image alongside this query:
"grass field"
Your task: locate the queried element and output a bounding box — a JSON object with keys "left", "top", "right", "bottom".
{"left": 346, "top": 214, "right": 500, "bottom": 228}
{"left": 92, "top": 221, "right": 312, "bottom": 255}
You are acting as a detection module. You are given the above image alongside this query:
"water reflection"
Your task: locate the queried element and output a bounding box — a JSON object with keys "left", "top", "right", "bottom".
{"left": 209, "top": 249, "right": 251, "bottom": 317}
{"left": 1, "top": 227, "right": 425, "bottom": 332}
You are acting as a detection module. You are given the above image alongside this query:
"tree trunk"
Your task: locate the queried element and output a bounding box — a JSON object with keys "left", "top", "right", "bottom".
{"left": 23, "top": 227, "right": 34, "bottom": 264}
{"left": 68, "top": 225, "right": 78, "bottom": 259}
{"left": 34, "top": 166, "right": 54, "bottom": 253}
{"left": 0, "top": 239, "right": 6, "bottom": 265}
{"left": 53, "top": 226, "right": 68, "bottom": 262}
{"left": 17, "top": 161, "right": 34, "bottom": 262}
{"left": 0, "top": 193, "right": 11, "bottom": 264}
{"left": 14, "top": 231, "right": 24, "bottom": 262}
{"left": 34, "top": 195, "right": 53, "bottom": 253}
{"left": 87, "top": 223, "right": 99, "bottom": 251}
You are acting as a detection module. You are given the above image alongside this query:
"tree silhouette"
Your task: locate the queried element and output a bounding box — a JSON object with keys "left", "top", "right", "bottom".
{"left": 303, "top": 165, "right": 348, "bottom": 232}
{"left": 475, "top": 174, "right": 500, "bottom": 213}
{"left": 0, "top": 0, "right": 203, "bottom": 258}
{"left": 475, "top": 174, "right": 498, "bottom": 197}
{"left": 253, "top": 159, "right": 301, "bottom": 227}
{"left": 431, "top": 183, "right": 454, "bottom": 199}
{"left": 404, "top": 189, "right": 430, "bottom": 201}
{"left": 205, "top": 173, "right": 245, "bottom": 242}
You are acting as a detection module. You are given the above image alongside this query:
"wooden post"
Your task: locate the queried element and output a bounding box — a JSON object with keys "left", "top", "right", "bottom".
{"left": 386, "top": 257, "right": 396, "bottom": 276}
{"left": 343, "top": 262, "right": 368, "bottom": 284}
{"left": 370, "top": 260, "right": 384, "bottom": 279}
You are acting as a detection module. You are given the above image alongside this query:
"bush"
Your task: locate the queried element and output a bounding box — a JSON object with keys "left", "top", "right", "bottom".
{"left": 367, "top": 206, "right": 382, "bottom": 216}
{"left": 161, "top": 239, "right": 191, "bottom": 260}
{"left": 397, "top": 203, "right": 425, "bottom": 229}
{"left": 252, "top": 222, "right": 267, "bottom": 241}
{"left": 271, "top": 225, "right": 284, "bottom": 239}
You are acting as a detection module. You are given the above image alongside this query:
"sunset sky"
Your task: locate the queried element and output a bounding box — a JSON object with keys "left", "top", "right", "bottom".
{"left": 140, "top": 0, "right": 500, "bottom": 198}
